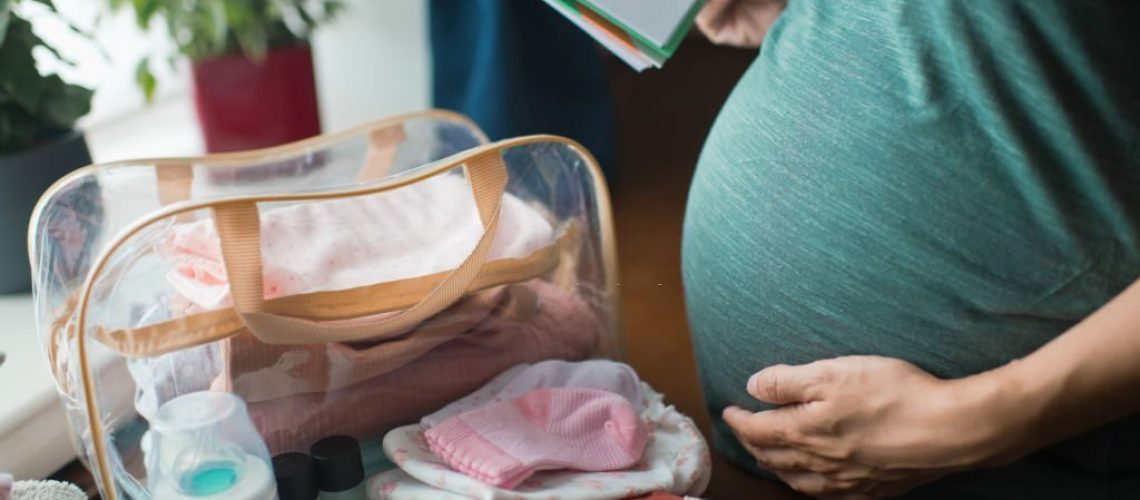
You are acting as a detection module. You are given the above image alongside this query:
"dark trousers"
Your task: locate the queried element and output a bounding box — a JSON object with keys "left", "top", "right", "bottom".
{"left": 429, "top": 0, "right": 616, "bottom": 179}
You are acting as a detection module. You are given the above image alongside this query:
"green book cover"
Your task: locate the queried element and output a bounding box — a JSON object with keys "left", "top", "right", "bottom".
{"left": 578, "top": 0, "right": 704, "bottom": 60}
{"left": 546, "top": 0, "right": 671, "bottom": 68}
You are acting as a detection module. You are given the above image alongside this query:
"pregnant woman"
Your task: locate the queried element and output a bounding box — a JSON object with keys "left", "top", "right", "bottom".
{"left": 684, "top": 1, "right": 1140, "bottom": 498}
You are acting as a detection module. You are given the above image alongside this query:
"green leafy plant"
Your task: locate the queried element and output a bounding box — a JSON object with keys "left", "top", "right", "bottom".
{"left": 109, "top": 0, "right": 344, "bottom": 101}
{"left": 0, "top": 0, "right": 94, "bottom": 154}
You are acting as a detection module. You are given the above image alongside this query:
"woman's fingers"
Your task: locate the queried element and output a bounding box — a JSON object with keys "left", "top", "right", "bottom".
{"left": 820, "top": 494, "right": 876, "bottom": 500}
{"left": 726, "top": 357, "right": 971, "bottom": 498}
{"left": 748, "top": 363, "right": 826, "bottom": 403}
{"left": 774, "top": 470, "right": 868, "bottom": 497}
{"left": 753, "top": 448, "right": 845, "bottom": 473}
{"left": 695, "top": 0, "right": 788, "bottom": 48}
{"left": 723, "top": 405, "right": 807, "bottom": 447}
{"left": 696, "top": 0, "right": 735, "bottom": 38}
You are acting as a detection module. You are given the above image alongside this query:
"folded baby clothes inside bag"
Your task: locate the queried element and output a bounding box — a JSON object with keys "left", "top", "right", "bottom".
{"left": 134, "top": 161, "right": 599, "bottom": 454}
{"left": 240, "top": 280, "right": 602, "bottom": 454}
{"left": 160, "top": 173, "right": 554, "bottom": 310}
{"left": 222, "top": 285, "right": 511, "bottom": 402}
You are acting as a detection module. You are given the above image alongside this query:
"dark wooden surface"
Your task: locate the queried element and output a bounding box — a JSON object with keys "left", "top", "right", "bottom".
{"left": 50, "top": 460, "right": 99, "bottom": 499}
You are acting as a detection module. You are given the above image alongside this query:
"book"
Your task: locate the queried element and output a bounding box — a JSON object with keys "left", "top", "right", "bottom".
{"left": 543, "top": 0, "right": 704, "bottom": 71}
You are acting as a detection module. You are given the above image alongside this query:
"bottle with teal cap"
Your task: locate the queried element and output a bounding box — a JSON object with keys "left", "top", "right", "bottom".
{"left": 145, "top": 392, "right": 277, "bottom": 499}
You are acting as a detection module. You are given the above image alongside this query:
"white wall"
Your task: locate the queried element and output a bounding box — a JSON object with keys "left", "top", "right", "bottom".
{"left": 312, "top": 0, "right": 432, "bottom": 131}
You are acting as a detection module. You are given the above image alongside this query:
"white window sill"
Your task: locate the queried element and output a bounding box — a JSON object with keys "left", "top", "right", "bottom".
{"left": 84, "top": 92, "right": 204, "bottom": 162}
{"left": 0, "top": 295, "right": 131, "bottom": 479}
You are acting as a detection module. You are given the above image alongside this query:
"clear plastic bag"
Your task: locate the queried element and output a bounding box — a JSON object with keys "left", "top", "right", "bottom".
{"left": 29, "top": 111, "right": 618, "bottom": 499}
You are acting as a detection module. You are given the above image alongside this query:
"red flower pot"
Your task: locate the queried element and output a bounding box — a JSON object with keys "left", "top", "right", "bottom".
{"left": 190, "top": 43, "right": 322, "bottom": 153}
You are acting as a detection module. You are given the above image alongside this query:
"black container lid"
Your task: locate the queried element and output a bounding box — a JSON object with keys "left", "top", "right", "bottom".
{"left": 310, "top": 435, "right": 364, "bottom": 492}
{"left": 272, "top": 452, "right": 319, "bottom": 500}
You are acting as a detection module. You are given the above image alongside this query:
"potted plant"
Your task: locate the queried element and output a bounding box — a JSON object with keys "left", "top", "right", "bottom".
{"left": 0, "top": 0, "right": 97, "bottom": 293}
{"left": 113, "top": 0, "right": 343, "bottom": 152}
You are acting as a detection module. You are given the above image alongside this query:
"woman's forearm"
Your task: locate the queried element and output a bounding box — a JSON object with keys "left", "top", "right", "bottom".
{"left": 967, "top": 278, "right": 1140, "bottom": 464}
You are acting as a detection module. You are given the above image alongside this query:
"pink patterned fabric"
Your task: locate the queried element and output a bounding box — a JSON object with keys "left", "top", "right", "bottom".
{"left": 159, "top": 174, "right": 553, "bottom": 310}
{"left": 424, "top": 388, "right": 647, "bottom": 489}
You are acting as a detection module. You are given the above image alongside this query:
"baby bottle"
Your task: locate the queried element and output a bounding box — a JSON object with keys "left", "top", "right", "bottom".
{"left": 145, "top": 391, "right": 276, "bottom": 500}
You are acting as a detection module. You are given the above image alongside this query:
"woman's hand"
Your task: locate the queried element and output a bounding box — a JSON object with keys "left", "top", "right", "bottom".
{"left": 724, "top": 280, "right": 1140, "bottom": 498}
{"left": 723, "top": 356, "right": 1031, "bottom": 499}
{"left": 696, "top": 0, "right": 788, "bottom": 48}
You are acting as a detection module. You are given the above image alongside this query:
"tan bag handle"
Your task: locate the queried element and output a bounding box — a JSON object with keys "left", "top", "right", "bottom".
{"left": 211, "top": 149, "right": 509, "bottom": 345}
{"left": 156, "top": 163, "right": 193, "bottom": 206}
{"left": 156, "top": 124, "right": 408, "bottom": 206}
{"left": 356, "top": 124, "right": 407, "bottom": 181}
{"left": 93, "top": 227, "right": 574, "bottom": 357}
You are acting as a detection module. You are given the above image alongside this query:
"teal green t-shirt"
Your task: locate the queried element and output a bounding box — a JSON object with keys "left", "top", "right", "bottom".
{"left": 682, "top": 1, "right": 1140, "bottom": 497}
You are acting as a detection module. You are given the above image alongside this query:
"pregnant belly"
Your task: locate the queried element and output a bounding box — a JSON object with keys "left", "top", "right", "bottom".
{"left": 680, "top": 129, "right": 1101, "bottom": 419}
{"left": 679, "top": 0, "right": 1140, "bottom": 486}
{"left": 680, "top": 146, "right": 1135, "bottom": 482}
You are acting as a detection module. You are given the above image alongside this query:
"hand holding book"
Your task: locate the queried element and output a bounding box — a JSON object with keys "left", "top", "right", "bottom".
{"left": 544, "top": 0, "right": 788, "bottom": 71}
{"left": 696, "top": 0, "right": 788, "bottom": 49}
{"left": 543, "top": 0, "right": 704, "bottom": 71}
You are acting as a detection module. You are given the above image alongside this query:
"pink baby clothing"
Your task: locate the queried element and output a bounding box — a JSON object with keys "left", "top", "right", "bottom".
{"left": 159, "top": 173, "right": 554, "bottom": 310}
{"left": 0, "top": 473, "right": 11, "bottom": 500}
{"left": 421, "top": 359, "right": 644, "bottom": 429}
{"left": 424, "top": 388, "right": 647, "bottom": 489}
{"left": 243, "top": 280, "right": 603, "bottom": 454}
{"left": 224, "top": 285, "right": 510, "bottom": 402}
{"left": 371, "top": 382, "right": 712, "bottom": 500}
{"left": 127, "top": 285, "right": 515, "bottom": 427}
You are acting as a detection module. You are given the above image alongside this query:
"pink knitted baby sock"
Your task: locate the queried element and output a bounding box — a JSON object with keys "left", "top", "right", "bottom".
{"left": 424, "top": 388, "right": 647, "bottom": 489}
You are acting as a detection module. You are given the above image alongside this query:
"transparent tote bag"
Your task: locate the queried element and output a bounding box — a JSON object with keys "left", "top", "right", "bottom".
{"left": 29, "top": 110, "right": 619, "bottom": 499}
